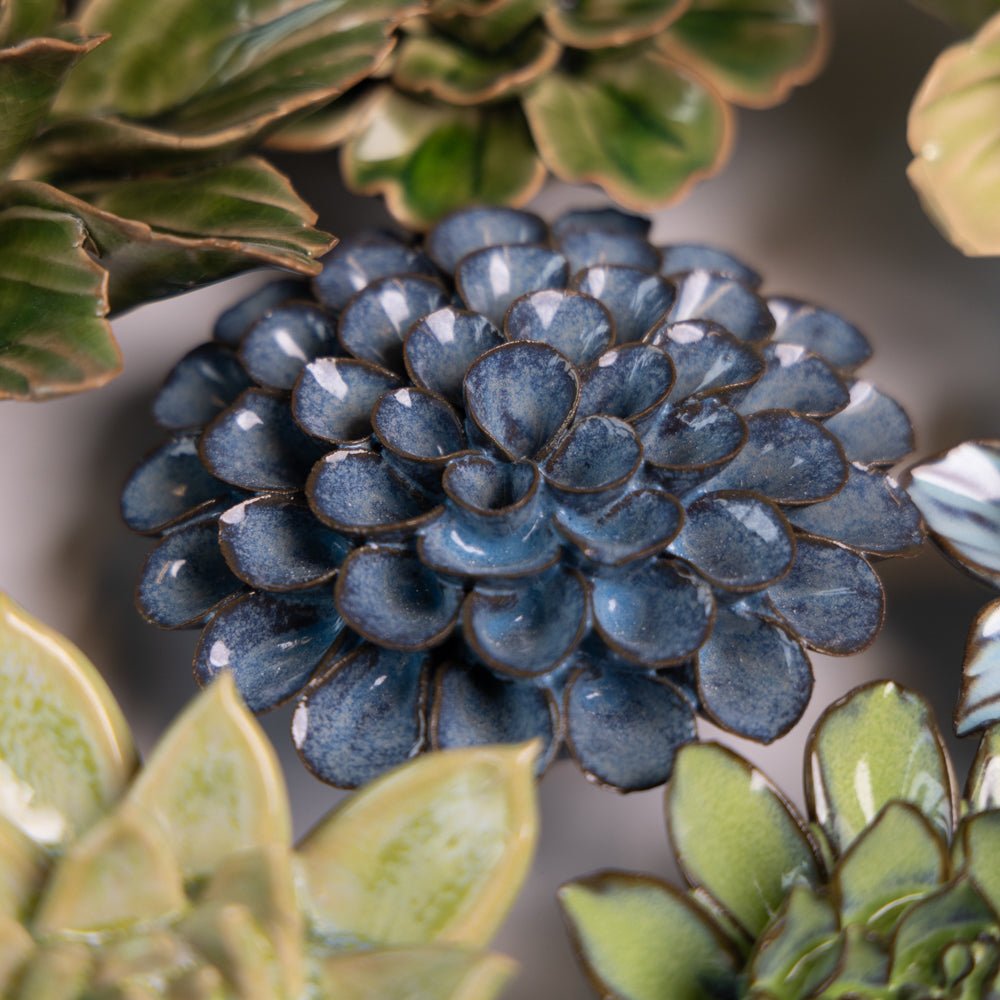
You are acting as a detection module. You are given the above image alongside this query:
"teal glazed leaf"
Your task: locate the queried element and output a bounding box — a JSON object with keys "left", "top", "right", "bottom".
{"left": 956, "top": 598, "right": 1000, "bottom": 736}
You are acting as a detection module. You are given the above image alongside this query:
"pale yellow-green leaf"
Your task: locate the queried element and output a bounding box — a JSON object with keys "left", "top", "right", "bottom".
{"left": 164, "top": 966, "right": 226, "bottom": 1000}
{"left": 0, "top": 913, "right": 34, "bottom": 995}
{"left": 0, "top": 815, "right": 46, "bottom": 921}
{"left": 91, "top": 929, "right": 196, "bottom": 987}
{"left": 10, "top": 939, "right": 93, "bottom": 1000}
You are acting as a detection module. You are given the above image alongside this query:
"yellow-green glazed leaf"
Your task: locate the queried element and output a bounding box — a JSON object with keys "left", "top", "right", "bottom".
{"left": 806, "top": 682, "right": 955, "bottom": 855}
{"left": 11, "top": 939, "right": 92, "bottom": 1000}
{"left": 522, "top": 48, "right": 731, "bottom": 211}
{"left": 967, "top": 726, "right": 1000, "bottom": 812}
{"left": 0, "top": 816, "right": 46, "bottom": 920}
{"left": 960, "top": 810, "right": 1000, "bottom": 912}
{"left": 125, "top": 673, "right": 291, "bottom": 881}
{"left": 0, "top": 593, "right": 135, "bottom": 842}
{"left": 908, "top": 12, "right": 1000, "bottom": 255}
{"left": 659, "top": 0, "right": 828, "bottom": 108}
{"left": 92, "top": 929, "right": 195, "bottom": 986}
{"left": 296, "top": 741, "right": 539, "bottom": 948}
{"left": 558, "top": 873, "right": 739, "bottom": 1000}
{"left": 833, "top": 802, "right": 947, "bottom": 933}
{"left": 666, "top": 742, "right": 820, "bottom": 937}
{"left": 543, "top": 0, "right": 687, "bottom": 49}
{"left": 318, "top": 945, "right": 515, "bottom": 1000}
{"left": 0, "top": 914, "right": 34, "bottom": 995}
{"left": 164, "top": 966, "right": 226, "bottom": 1000}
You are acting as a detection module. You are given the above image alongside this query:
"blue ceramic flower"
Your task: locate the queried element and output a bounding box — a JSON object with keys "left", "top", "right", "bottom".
{"left": 123, "top": 207, "right": 923, "bottom": 791}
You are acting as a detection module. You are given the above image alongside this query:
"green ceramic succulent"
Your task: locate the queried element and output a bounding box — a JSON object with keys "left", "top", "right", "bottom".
{"left": 0, "top": 0, "right": 423, "bottom": 401}
{"left": 269, "top": 0, "right": 829, "bottom": 227}
{"left": 0, "top": 592, "right": 538, "bottom": 999}
{"left": 561, "top": 680, "right": 1000, "bottom": 999}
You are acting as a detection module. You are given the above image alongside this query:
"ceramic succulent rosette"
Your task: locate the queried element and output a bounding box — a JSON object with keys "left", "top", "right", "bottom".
{"left": 561, "top": 680, "right": 1000, "bottom": 999}
{"left": 122, "top": 205, "right": 924, "bottom": 793}
{"left": 268, "top": 0, "right": 829, "bottom": 226}
{"left": 0, "top": 593, "right": 538, "bottom": 999}
{"left": 907, "top": 439, "right": 1000, "bottom": 736}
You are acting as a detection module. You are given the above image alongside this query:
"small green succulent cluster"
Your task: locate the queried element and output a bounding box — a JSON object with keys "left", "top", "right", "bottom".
{"left": 0, "top": 593, "right": 537, "bottom": 999}
{"left": 561, "top": 681, "right": 1000, "bottom": 999}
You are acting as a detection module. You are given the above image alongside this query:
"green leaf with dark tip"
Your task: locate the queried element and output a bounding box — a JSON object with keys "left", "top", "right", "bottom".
{"left": 816, "top": 925, "right": 889, "bottom": 999}
{"left": 666, "top": 743, "right": 820, "bottom": 937}
{"left": 544, "top": 0, "right": 687, "bottom": 49}
{"left": 559, "top": 873, "right": 740, "bottom": 1000}
{"left": 0, "top": 0, "right": 63, "bottom": 45}
{"left": 961, "top": 811, "right": 1000, "bottom": 912}
{"left": 908, "top": 0, "right": 1000, "bottom": 32}
{"left": 430, "top": 0, "right": 547, "bottom": 52}
{"left": 833, "top": 802, "right": 947, "bottom": 934}
{"left": 522, "top": 47, "right": 730, "bottom": 211}
{"left": 659, "top": 0, "right": 827, "bottom": 108}
{"left": 342, "top": 88, "right": 544, "bottom": 228}
{"left": 967, "top": 727, "right": 1000, "bottom": 813}
{"left": 805, "top": 682, "right": 954, "bottom": 855}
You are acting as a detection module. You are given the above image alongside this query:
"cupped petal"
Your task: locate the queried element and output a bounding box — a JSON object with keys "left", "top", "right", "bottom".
{"left": 214, "top": 278, "right": 309, "bottom": 346}
{"left": 735, "top": 344, "right": 849, "bottom": 418}
{"left": 194, "top": 588, "right": 345, "bottom": 712}
{"left": 238, "top": 303, "right": 337, "bottom": 391}
{"left": 443, "top": 452, "right": 538, "bottom": 517}
{"left": 464, "top": 567, "right": 588, "bottom": 677}
{"left": 768, "top": 296, "right": 872, "bottom": 372}
{"left": 765, "top": 537, "right": 885, "bottom": 655}
{"left": 335, "top": 546, "right": 463, "bottom": 650}
{"left": 373, "top": 387, "right": 467, "bottom": 462}
{"left": 552, "top": 207, "right": 651, "bottom": 239}
{"left": 670, "top": 491, "right": 795, "bottom": 591}
{"left": 137, "top": 518, "right": 242, "bottom": 629}
{"left": 456, "top": 245, "right": 569, "bottom": 327}
{"left": 565, "top": 667, "right": 696, "bottom": 790}
{"left": 543, "top": 415, "right": 642, "bottom": 495}
{"left": 505, "top": 289, "right": 614, "bottom": 366}
{"left": 956, "top": 598, "right": 1000, "bottom": 736}
{"left": 201, "top": 388, "right": 326, "bottom": 491}
{"left": 293, "top": 644, "right": 427, "bottom": 789}
{"left": 464, "top": 341, "right": 579, "bottom": 460}
{"left": 576, "top": 344, "right": 674, "bottom": 422}
{"left": 638, "top": 397, "right": 747, "bottom": 477}
{"left": 572, "top": 265, "right": 675, "bottom": 344}
{"left": 219, "top": 495, "right": 349, "bottom": 591}
{"left": 667, "top": 269, "right": 774, "bottom": 342}
{"left": 556, "top": 230, "right": 660, "bottom": 274}
{"left": 427, "top": 206, "right": 548, "bottom": 273}
{"left": 696, "top": 606, "right": 813, "bottom": 742}
{"left": 823, "top": 381, "right": 914, "bottom": 467}
{"left": 592, "top": 560, "right": 714, "bottom": 666}
{"left": 153, "top": 343, "right": 251, "bottom": 431}
{"left": 339, "top": 275, "right": 450, "bottom": 371}
{"left": 405, "top": 307, "right": 503, "bottom": 406}
{"left": 660, "top": 243, "right": 762, "bottom": 286}
{"left": 292, "top": 356, "right": 402, "bottom": 444}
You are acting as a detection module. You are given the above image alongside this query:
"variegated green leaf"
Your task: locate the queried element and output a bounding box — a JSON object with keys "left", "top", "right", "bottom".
{"left": 967, "top": 726, "right": 1000, "bottom": 812}
{"left": 956, "top": 598, "right": 1000, "bottom": 737}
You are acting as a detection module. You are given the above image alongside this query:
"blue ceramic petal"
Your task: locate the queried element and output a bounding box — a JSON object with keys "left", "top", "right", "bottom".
{"left": 432, "top": 665, "right": 559, "bottom": 773}
{"left": 464, "top": 342, "right": 579, "bottom": 460}
{"left": 576, "top": 344, "right": 674, "bottom": 422}
{"left": 219, "top": 495, "right": 349, "bottom": 591}
{"left": 443, "top": 451, "right": 537, "bottom": 516}
{"left": 292, "top": 357, "right": 402, "bottom": 444}
{"left": 122, "top": 435, "right": 235, "bottom": 534}
{"left": 788, "top": 464, "right": 925, "bottom": 555}
{"left": 153, "top": 343, "right": 251, "bottom": 431}
{"left": 956, "top": 599, "right": 1000, "bottom": 735}
{"left": 592, "top": 561, "right": 714, "bottom": 666}
{"left": 338, "top": 275, "right": 449, "bottom": 371}
{"left": 700, "top": 411, "right": 847, "bottom": 505}
{"left": 307, "top": 449, "right": 440, "bottom": 535}
{"left": 238, "top": 303, "right": 337, "bottom": 391}
{"left": 464, "top": 567, "right": 587, "bottom": 677}
{"left": 734, "top": 344, "right": 849, "bottom": 418}
{"left": 765, "top": 537, "right": 884, "bottom": 655}
{"left": 293, "top": 644, "right": 427, "bottom": 788}
{"left": 194, "top": 588, "right": 344, "bottom": 712}
{"left": 543, "top": 415, "right": 642, "bottom": 498}
{"left": 201, "top": 389, "right": 325, "bottom": 491}
{"left": 646, "top": 320, "right": 764, "bottom": 400}
{"left": 823, "top": 381, "right": 914, "bottom": 467}
{"left": 572, "top": 265, "right": 675, "bottom": 344}
{"left": 456, "top": 245, "right": 569, "bottom": 328}
{"left": 314, "top": 234, "right": 436, "bottom": 311}
{"left": 659, "top": 244, "right": 762, "bottom": 287}
{"left": 669, "top": 492, "right": 795, "bottom": 591}
{"left": 505, "top": 289, "right": 614, "bottom": 366}
{"left": 335, "top": 546, "right": 462, "bottom": 650}
{"left": 427, "top": 206, "right": 548, "bottom": 272}
{"left": 769, "top": 296, "right": 872, "bottom": 372}
{"left": 555, "top": 488, "right": 683, "bottom": 565}
{"left": 137, "top": 518, "right": 242, "bottom": 628}
{"left": 558, "top": 231, "right": 659, "bottom": 274}
{"left": 372, "top": 386, "right": 466, "bottom": 462}
{"left": 551, "top": 207, "right": 650, "bottom": 239}
{"left": 213, "top": 278, "right": 308, "bottom": 346}
{"left": 565, "top": 667, "right": 696, "bottom": 790}
{"left": 696, "top": 607, "right": 813, "bottom": 742}
{"left": 404, "top": 307, "right": 503, "bottom": 406}
{"left": 667, "top": 270, "right": 773, "bottom": 343}
{"left": 638, "top": 397, "right": 747, "bottom": 475}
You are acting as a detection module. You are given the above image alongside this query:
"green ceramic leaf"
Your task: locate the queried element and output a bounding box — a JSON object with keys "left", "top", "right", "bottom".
{"left": 833, "top": 802, "right": 947, "bottom": 933}
{"left": 0, "top": 914, "right": 34, "bottom": 994}
{"left": 960, "top": 810, "right": 1000, "bottom": 912}
{"left": 341, "top": 88, "right": 544, "bottom": 228}
{"left": 0, "top": 0, "right": 63, "bottom": 45}
{"left": 9, "top": 940, "right": 93, "bottom": 1000}
{"left": 522, "top": 48, "right": 730, "bottom": 211}
{"left": 956, "top": 598, "right": 1000, "bottom": 737}
{"left": 431, "top": 0, "right": 547, "bottom": 52}
{"left": 909, "top": 0, "right": 1000, "bottom": 32}
{"left": 816, "top": 924, "right": 890, "bottom": 999}
{"left": 967, "top": 726, "right": 1000, "bottom": 812}
{"left": 908, "top": 12, "right": 1000, "bottom": 255}
{"left": 265, "top": 82, "right": 380, "bottom": 152}
{"left": 0, "top": 593, "right": 135, "bottom": 844}
{"left": 296, "top": 741, "right": 539, "bottom": 948}
{"left": 558, "top": 873, "right": 739, "bottom": 1000}
{"left": 543, "top": 0, "right": 687, "bottom": 48}
{"left": 124, "top": 673, "right": 291, "bottom": 882}
{"left": 659, "top": 0, "right": 828, "bottom": 107}
{"left": 666, "top": 742, "right": 820, "bottom": 937}
{"left": 805, "top": 682, "right": 954, "bottom": 855}
{"left": 0, "top": 816, "right": 46, "bottom": 921}
{"left": 318, "top": 946, "right": 515, "bottom": 1000}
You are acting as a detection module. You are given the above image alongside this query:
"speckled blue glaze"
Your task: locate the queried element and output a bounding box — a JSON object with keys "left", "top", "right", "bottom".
{"left": 213, "top": 278, "right": 309, "bottom": 347}
{"left": 124, "top": 206, "right": 921, "bottom": 791}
